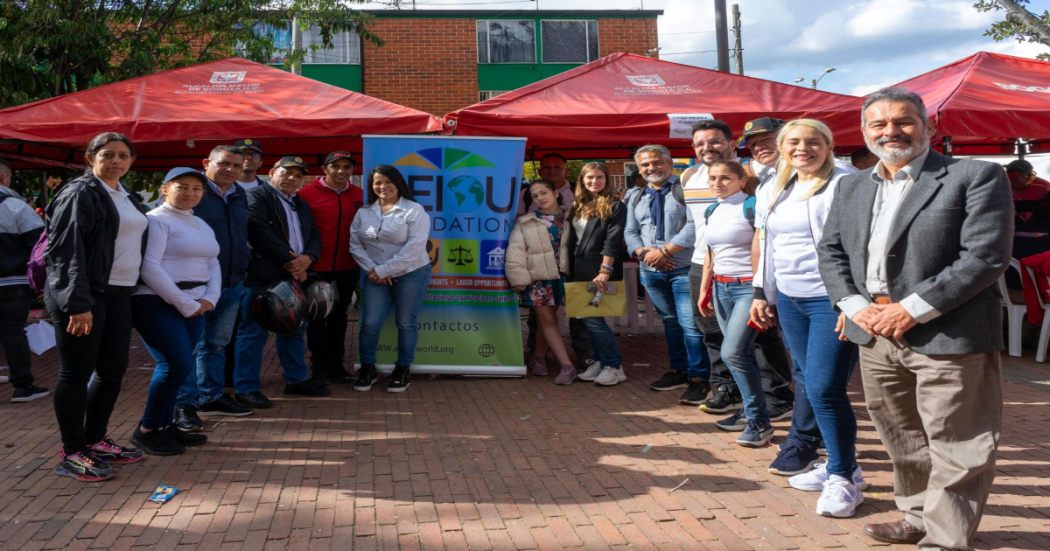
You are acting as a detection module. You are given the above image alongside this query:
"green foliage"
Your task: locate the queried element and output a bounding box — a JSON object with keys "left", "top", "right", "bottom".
{"left": 0, "top": 1, "right": 379, "bottom": 109}
{"left": 522, "top": 160, "right": 586, "bottom": 184}
{"left": 974, "top": 0, "right": 1050, "bottom": 60}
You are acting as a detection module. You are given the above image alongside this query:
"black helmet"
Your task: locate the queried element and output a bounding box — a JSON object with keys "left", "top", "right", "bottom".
{"left": 251, "top": 280, "right": 305, "bottom": 335}
{"left": 305, "top": 280, "right": 339, "bottom": 321}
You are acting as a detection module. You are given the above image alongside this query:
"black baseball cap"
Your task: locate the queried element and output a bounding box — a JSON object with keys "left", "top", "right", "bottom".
{"left": 323, "top": 151, "right": 355, "bottom": 166}
{"left": 274, "top": 156, "right": 309, "bottom": 174}
{"left": 1006, "top": 159, "right": 1034, "bottom": 176}
{"left": 0, "top": 158, "right": 11, "bottom": 172}
{"left": 234, "top": 139, "right": 263, "bottom": 153}
{"left": 738, "top": 117, "right": 786, "bottom": 148}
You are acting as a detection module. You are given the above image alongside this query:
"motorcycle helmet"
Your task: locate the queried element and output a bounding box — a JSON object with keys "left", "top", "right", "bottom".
{"left": 305, "top": 280, "right": 339, "bottom": 321}
{"left": 251, "top": 280, "right": 305, "bottom": 335}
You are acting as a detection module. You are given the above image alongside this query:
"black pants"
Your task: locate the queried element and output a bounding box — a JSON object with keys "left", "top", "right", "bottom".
{"left": 46, "top": 285, "right": 135, "bottom": 454}
{"left": 525, "top": 308, "right": 592, "bottom": 363}
{"left": 0, "top": 285, "right": 35, "bottom": 388}
{"left": 688, "top": 263, "right": 794, "bottom": 408}
{"left": 306, "top": 268, "right": 360, "bottom": 379}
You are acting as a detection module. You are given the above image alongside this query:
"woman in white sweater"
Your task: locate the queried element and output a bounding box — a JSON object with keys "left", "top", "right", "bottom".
{"left": 130, "top": 168, "right": 221, "bottom": 456}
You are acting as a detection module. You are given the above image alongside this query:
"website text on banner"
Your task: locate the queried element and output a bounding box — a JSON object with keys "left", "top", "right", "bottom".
{"left": 361, "top": 136, "right": 527, "bottom": 376}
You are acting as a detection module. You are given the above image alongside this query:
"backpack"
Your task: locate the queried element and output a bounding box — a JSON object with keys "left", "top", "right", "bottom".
{"left": 704, "top": 196, "right": 758, "bottom": 229}
{"left": 630, "top": 180, "right": 686, "bottom": 208}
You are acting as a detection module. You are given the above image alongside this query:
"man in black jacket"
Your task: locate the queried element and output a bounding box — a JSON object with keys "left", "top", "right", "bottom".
{"left": 0, "top": 158, "right": 48, "bottom": 402}
{"left": 235, "top": 157, "right": 328, "bottom": 399}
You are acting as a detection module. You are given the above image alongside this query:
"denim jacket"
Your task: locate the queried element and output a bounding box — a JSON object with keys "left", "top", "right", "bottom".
{"left": 623, "top": 176, "right": 695, "bottom": 271}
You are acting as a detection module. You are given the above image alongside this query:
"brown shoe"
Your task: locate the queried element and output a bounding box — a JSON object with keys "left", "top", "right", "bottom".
{"left": 863, "top": 519, "right": 925, "bottom": 544}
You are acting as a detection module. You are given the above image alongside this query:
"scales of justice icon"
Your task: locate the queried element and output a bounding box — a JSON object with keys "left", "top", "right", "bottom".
{"left": 447, "top": 246, "right": 474, "bottom": 266}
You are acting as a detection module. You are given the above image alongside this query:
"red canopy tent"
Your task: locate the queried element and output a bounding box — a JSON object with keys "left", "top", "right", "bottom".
{"left": 0, "top": 57, "right": 441, "bottom": 170}
{"left": 886, "top": 52, "right": 1050, "bottom": 155}
{"left": 444, "top": 53, "right": 865, "bottom": 159}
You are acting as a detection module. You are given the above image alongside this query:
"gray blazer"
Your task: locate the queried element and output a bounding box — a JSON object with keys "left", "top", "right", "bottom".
{"left": 817, "top": 150, "right": 1013, "bottom": 354}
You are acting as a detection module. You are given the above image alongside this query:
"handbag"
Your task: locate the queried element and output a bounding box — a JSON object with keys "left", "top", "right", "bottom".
{"left": 565, "top": 281, "right": 627, "bottom": 318}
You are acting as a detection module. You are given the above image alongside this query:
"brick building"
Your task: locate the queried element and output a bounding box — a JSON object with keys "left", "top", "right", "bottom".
{"left": 272, "top": 10, "right": 662, "bottom": 118}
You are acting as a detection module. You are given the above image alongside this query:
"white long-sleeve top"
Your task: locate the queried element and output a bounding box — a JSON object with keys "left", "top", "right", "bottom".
{"left": 705, "top": 192, "right": 755, "bottom": 278}
{"left": 135, "top": 203, "right": 222, "bottom": 318}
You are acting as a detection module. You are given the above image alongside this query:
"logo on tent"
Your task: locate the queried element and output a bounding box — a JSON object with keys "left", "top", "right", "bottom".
{"left": 211, "top": 71, "right": 246, "bottom": 84}
{"left": 626, "top": 74, "right": 666, "bottom": 87}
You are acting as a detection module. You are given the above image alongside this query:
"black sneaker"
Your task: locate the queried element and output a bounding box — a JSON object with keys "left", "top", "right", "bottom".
{"left": 130, "top": 427, "right": 185, "bottom": 456}
{"left": 328, "top": 365, "right": 354, "bottom": 384}
{"left": 698, "top": 385, "right": 743, "bottom": 414}
{"left": 679, "top": 379, "right": 711, "bottom": 405}
{"left": 175, "top": 405, "right": 204, "bottom": 432}
{"left": 11, "top": 385, "right": 49, "bottom": 403}
{"left": 768, "top": 403, "right": 794, "bottom": 422}
{"left": 234, "top": 391, "right": 274, "bottom": 409}
{"left": 649, "top": 371, "right": 689, "bottom": 391}
{"left": 199, "top": 394, "right": 254, "bottom": 416}
{"left": 354, "top": 364, "right": 379, "bottom": 392}
{"left": 284, "top": 380, "right": 332, "bottom": 397}
{"left": 715, "top": 410, "right": 749, "bottom": 432}
{"left": 55, "top": 450, "right": 115, "bottom": 482}
{"left": 387, "top": 365, "right": 410, "bottom": 393}
{"left": 163, "top": 425, "right": 207, "bottom": 447}
{"left": 768, "top": 443, "right": 820, "bottom": 476}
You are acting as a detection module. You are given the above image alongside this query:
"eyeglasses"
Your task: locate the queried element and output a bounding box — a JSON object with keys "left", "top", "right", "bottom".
{"left": 692, "top": 139, "right": 729, "bottom": 148}
{"left": 243, "top": 151, "right": 262, "bottom": 159}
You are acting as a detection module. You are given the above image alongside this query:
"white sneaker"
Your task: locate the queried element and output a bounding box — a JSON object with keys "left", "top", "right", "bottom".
{"left": 577, "top": 360, "right": 601, "bottom": 381}
{"left": 788, "top": 462, "right": 868, "bottom": 492}
{"left": 594, "top": 367, "right": 626, "bottom": 386}
{"left": 816, "top": 475, "right": 864, "bottom": 518}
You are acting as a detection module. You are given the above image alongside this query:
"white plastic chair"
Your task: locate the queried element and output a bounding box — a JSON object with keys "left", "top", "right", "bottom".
{"left": 1023, "top": 265, "right": 1050, "bottom": 362}
{"left": 999, "top": 258, "right": 1027, "bottom": 357}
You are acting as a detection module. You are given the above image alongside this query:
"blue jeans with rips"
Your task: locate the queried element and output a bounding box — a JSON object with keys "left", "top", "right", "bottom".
{"left": 640, "top": 266, "right": 710, "bottom": 381}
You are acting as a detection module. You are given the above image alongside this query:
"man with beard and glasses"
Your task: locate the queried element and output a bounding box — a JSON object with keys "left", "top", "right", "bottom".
{"left": 818, "top": 87, "right": 1012, "bottom": 548}
{"left": 681, "top": 119, "right": 793, "bottom": 418}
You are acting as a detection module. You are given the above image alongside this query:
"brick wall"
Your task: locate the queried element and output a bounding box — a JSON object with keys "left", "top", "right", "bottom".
{"left": 597, "top": 18, "right": 659, "bottom": 59}
{"left": 361, "top": 18, "right": 479, "bottom": 118}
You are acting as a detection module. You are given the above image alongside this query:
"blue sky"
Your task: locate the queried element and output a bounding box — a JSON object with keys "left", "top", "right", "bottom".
{"left": 358, "top": 0, "right": 1050, "bottom": 95}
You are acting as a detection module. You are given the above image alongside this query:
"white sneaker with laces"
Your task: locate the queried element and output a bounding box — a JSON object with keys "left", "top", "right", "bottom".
{"left": 594, "top": 367, "right": 626, "bottom": 386}
{"left": 788, "top": 462, "right": 868, "bottom": 492}
{"left": 577, "top": 360, "right": 602, "bottom": 381}
{"left": 816, "top": 474, "right": 864, "bottom": 517}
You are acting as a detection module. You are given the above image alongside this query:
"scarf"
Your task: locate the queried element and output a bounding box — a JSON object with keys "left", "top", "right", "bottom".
{"left": 644, "top": 183, "right": 673, "bottom": 241}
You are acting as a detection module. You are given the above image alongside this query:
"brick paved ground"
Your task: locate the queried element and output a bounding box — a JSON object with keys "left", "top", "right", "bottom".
{"left": 0, "top": 309, "right": 1048, "bottom": 550}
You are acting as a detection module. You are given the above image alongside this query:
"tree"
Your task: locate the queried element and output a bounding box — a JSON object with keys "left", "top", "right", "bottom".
{"left": 0, "top": 1, "right": 381, "bottom": 109}
{"left": 974, "top": 0, "right": 1050, "bottom": 59}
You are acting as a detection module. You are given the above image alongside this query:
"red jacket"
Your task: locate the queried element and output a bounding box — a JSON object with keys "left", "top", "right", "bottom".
{"left": 298, "top": 177, "right": 364, "bottom": 272}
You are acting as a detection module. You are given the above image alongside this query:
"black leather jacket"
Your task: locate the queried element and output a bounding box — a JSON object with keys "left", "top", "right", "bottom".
{"left": 44, "top": 175, "right": 147, "bottom": 314}
{"left": 245, "top": 182, "right": 322, "bottom": 287}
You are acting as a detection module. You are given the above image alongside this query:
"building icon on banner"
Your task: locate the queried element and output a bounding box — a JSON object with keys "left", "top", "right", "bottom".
{"left": 487, "top": 246, "right": 506, "bottom": 270}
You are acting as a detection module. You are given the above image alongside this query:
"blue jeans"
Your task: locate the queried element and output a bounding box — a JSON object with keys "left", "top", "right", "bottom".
{"left": 776, "top": 292, "right": 858, "bottom": 479}
{"left": 235, "top": 285, "right": 310, "bottom": 391}
{"left": 714, "top": 280, "right": 768, "bottom": 425}
{"left": 133, "top": 295, "right": 206, "bottom": 430}
{"left": 178, "top": 284, "right": 246, "bottom": 405}
{"left": 359, "top": 265, "right": 431, "bottom": 367}
{"left": 639, "top": 266, "right": 710, "bottom": 380}
{"left": 581, "top": 316, "right": 622, "bottom": 368}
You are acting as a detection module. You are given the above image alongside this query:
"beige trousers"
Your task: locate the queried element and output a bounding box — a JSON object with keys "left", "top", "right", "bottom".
{"left": 859, "top": 336, "right": 1002, "bottom": 551}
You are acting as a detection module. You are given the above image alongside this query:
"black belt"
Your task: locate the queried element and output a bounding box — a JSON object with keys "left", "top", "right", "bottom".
{"left": 175, "top": 281, "right": 208, "bottom": 290}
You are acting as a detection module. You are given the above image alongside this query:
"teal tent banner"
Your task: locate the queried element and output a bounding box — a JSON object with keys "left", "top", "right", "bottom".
{"left": 361, "top": 136, "right": 527, "bottom": 376}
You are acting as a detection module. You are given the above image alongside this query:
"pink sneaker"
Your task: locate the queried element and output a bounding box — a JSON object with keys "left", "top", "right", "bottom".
{"left": 554, "top": 365, "right": 576, "bottom": 385}
{"left": 528, "top": 357, "right": 548, "bottom": 376}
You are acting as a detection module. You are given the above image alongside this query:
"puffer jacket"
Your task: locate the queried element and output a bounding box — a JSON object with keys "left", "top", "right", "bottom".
{"left": 505, "top": 212, "right": 564, "bottom": 287}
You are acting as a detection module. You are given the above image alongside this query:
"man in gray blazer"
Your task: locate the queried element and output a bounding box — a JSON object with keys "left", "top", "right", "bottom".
{"left": 818, "top": 87, "right": 1012, "bottom": 549}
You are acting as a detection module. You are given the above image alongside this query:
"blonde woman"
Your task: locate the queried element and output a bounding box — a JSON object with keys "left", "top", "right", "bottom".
{"left": 561, "top": 163, "right": 628, "bottom": 385}
{"left": 750, "top": 119, "right": 866, "bottom": 517}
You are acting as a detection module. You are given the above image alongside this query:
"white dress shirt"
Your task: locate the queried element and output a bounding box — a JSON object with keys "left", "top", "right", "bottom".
{"left": 837, "top": 149, "right": 941, "bottom": 323}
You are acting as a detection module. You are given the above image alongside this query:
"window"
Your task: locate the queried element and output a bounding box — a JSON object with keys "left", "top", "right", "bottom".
{"left": 479, "top": 91, "right": 510, "bottom": 102}
{"left": 541, "top": 20, "right": 599, "bottom": 64}
{"left": 477, "top": 20, "right": 536, "bottom": 64}
{"left": 240, "top": 22, "right": 360, "bottom": 65}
